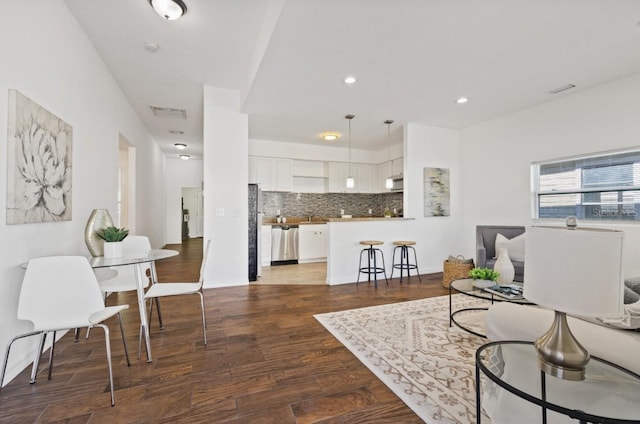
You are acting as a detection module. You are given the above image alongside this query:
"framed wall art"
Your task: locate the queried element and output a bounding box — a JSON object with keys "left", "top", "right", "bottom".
{"left": 6, "top": 89, "right": 72, "bottom": 224}
{"left": 423, "top": 167, "right": 450, "bottom": 217}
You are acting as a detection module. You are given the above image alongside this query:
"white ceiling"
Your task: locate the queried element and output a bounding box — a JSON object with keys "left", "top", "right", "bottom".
{"left": 64, "top": 0, "right": 640, "bottom": 159}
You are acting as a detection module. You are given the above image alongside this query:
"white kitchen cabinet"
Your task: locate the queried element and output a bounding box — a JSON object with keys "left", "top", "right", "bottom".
{"left": 378, "top": 160, "right": 392, "bottom": 192}
{"left": 248, "top": 156, "right": 292, "bottom": 192}
{"left": 392, "top": 157, "right": 404, "bottom": 176}
{"left": 328, "top": 162, "right": 376, "bottom": 193}
{"left": 261, "top": 225, "right": 272, "bottom": 267}
{"left": 328, "top": 162, "right": 350, "bottom": 193}
{"left": 298, "top": 224, "right": 327, "bottom": 263}
{"left": 292, "top": 160, "right": 328, "bottom": 193}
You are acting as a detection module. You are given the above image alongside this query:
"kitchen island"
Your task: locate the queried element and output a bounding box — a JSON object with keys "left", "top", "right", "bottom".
{"left": 326, "top": 217, "right": 415, "bottom": 285}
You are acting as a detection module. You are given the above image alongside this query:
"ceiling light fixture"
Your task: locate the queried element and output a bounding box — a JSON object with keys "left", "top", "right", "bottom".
{"left": 456, "top": 97, "right": 469, "bottom": 104}
{"left": 384, "top": 120, "right": 394, "bottom": 190}
{"left": 343, "top": 76, "right": 357, "bottom": 84}
{"left": 179, "top": 154, "right": 190, "bottom": 160}
{"left": 149, "top": 0, "right": 187, "bottom": 20}
{"left": 321, "top": 132, "right": 339, "bottom": 141}
{"left": 345, "top": 114, "right": 355, "bottom": 189}
{"left": 174, "top": 143, "right": 187, "bottom": 149}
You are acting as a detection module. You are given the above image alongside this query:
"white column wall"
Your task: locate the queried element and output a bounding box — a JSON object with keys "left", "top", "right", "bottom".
{"left": 459, "top": 72, "right": 640, "bottom": 277}
{"left": 203, "top": 87, "right": 249, "bottom": 287}
{"left": 165, "top": 158, "right": 204, "bottom": 244}
{"left": 0, "top": 0, "right": 164, "bottom": 385}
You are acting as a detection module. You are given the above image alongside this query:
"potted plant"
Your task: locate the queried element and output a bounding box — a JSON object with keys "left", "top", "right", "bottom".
{"left": 468, "top": 267, "right": 499, "bottom": 288}
{"left": 97, "top": 226, "right": 129, "bottom": 258}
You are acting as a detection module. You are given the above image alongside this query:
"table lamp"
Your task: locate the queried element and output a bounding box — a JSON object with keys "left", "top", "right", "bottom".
{"left": 523, "top": 223, "right": 625, "bottom": 381}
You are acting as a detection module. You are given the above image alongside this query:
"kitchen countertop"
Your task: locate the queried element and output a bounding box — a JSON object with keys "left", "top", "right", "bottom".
{"left": 263, "top": 217, "right": 411, "bottom": 225}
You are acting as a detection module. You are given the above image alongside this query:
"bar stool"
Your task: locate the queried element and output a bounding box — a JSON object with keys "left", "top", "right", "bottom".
{"left": 391, "top": 240, "right": 421, "bottom": 283}
{"left": 357, "top": 240, "right": 388, "bottom": 288}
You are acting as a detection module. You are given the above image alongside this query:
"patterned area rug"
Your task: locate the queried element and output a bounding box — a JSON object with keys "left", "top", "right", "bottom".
{"left": 314, "top": 294, "right": 489, "bottom": 424}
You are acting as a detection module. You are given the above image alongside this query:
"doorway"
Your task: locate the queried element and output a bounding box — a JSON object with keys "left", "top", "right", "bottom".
{"left": 182, "top": 187, "right": 203, "bottom": 238}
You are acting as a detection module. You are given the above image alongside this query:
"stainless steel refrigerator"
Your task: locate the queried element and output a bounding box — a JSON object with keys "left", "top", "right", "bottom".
{"left": 248, "top": 184, "right": 263, "bottom": 281}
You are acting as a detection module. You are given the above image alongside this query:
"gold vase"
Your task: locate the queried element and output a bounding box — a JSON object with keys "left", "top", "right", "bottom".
{"left": 84, "top": 209, "right": 114, "bottom": 257}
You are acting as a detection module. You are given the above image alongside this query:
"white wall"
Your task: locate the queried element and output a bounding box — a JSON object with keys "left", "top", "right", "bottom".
{"left": 203, "top": 87, "right": 249, "bottom": 287}
{"left": 0, "top": 1, "right": 164, "bottom": 385}
{"left": 459, "top": 72, "right": 640, "bottom": 277}
{"left": 403, "top": 124, "right": 463, "bottom": 273}
{"left": 165, "top": 158, "right": 204, "bottom": 244}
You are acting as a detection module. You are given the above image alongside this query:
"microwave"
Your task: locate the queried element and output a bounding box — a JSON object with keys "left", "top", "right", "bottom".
{"left": 390, "top": 175, "right": 403, "bottom": 191}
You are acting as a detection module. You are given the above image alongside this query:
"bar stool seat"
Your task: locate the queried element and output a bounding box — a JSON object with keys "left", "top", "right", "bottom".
{"left": 357, "top": 240, "right": 388, "bottom": 288}
{"left": 391, "top": 240, "right": 421, "bottom": 283}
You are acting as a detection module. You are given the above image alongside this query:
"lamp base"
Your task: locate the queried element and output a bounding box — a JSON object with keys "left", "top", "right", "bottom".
{"left": 534, "top": 311, "right": 589, "bottom": 381}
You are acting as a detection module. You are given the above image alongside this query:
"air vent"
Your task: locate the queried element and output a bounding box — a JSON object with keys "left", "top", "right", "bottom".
{"left": 169, "top": 129, "right": 185, "bottom": 135}
{"left": 549, "top": 84, "right": 576, "bottom": 95}
{"left": 150, "top": 106, "right": 187, "bottom": 119}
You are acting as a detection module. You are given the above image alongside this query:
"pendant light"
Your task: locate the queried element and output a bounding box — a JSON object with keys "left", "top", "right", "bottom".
{"left": 384, "top": 120, "right": 394, "bottom": 190}
{"left": 345, "top": 114, "right": 355, "bottom": 189}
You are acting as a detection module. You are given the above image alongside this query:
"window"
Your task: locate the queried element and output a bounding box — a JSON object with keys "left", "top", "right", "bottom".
{"left": 532, "top": 149, "right": 640, "bottom": 222}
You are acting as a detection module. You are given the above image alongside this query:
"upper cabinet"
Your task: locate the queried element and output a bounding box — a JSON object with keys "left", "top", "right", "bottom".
{"left": 328, "top": 162, "right": 376, "bottom": 193}
{"left": 250, "top": 156, "right": 401, "bottom": 194}
{"left": 392, "top": 158, "right": 404, "bottom": 176}
{"left": 248, "top": 156, "right": 292, "bottom": 192}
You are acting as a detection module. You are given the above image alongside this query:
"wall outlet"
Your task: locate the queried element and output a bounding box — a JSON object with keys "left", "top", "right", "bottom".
{"left": 216, "top": 208, "right": 225, "bottom": 216}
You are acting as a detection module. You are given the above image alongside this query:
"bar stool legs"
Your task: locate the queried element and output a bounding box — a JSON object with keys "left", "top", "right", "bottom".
{"left": 357, "top": 240, "right": 388, "bottom": 288}
{"left": 391, "top": 241, "right": 421, "bottom": 283}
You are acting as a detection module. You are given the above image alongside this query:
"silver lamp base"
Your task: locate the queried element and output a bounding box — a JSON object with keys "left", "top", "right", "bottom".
{"left": 534, "top": 311, "right": 589, "bottom": 381}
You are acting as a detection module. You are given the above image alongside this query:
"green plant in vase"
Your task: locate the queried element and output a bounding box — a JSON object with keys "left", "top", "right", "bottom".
{"left": 97, "top": 226, "right": 129, "bottom": 242}
{"left": 468, "top": 267, "right": 499, "bottom": 288}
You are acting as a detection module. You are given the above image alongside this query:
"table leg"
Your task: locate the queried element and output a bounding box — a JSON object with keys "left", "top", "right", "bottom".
{"left": 475, "top": 361, "right": 481, "bottom": 423}
{"left": 150, "top": 261, "right": 164, "bottom": 329}
{"left": 134, "top": 263, "right": 152, "bottom": 362}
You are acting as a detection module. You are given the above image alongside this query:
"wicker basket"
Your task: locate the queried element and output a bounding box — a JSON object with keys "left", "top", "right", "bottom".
{"left": 442, "top": 255, "right": 474, "bottom": 288}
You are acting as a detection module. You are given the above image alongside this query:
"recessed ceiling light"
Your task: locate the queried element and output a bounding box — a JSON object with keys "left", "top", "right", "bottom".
{"left": 456, "top": 97, "right": 469, "bottom": 104}
{"left": 174, "top": 143, "right": 187, "bottom": 149}
{"left": 343, "top": 76, "right": 357, "bottom": 84}
{"left": 179, "top": 154, "right": 190, "bottom": 160}
{"left": 321, "top": 132, "right": 339, "bottom": 141}
{"left": 144, "top": 42, "right": 159, "bottom": 53}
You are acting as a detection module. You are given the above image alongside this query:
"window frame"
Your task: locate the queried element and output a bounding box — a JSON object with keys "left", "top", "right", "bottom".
{"left": 531, "top": 147, "right": 640, "bottom": 222}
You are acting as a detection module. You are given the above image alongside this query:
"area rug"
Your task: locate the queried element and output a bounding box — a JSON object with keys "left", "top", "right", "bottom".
{"left": 314, "top": 294, "right": 489, "bottom": 424}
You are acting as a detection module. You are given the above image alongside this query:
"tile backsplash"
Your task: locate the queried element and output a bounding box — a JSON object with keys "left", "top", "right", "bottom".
{"left": 262, "top": 191, "right": 403, "bottom": 218}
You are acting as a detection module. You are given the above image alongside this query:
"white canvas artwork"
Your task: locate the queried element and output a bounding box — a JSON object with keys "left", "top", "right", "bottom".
{"left": 6, "top": 89, "right": 72, "bottom": 224}
{"left": 424, "top": 167, "right": 450, "bottom": 217}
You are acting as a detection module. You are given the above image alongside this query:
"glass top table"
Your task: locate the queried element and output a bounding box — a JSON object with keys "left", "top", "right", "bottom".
{"left": 90, "top": 249, "right": 178, "bottom": 362}
{"left": 449, "top": 278, "right": 533, "bottom": 338}
{"left": 476, "top": 341, "right": 640, "bottom": 423}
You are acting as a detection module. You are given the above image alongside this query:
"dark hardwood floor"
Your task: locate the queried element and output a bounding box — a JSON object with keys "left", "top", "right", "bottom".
{"left": 0, "top": 238, "right": 449, "bottom": 423}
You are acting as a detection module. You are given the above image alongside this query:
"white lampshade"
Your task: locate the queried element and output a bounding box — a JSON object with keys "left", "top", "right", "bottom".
{"left": 524, "top": 226, "right": 624, "bottom": 318}
{"left": 385, "top": 177, "right": 393, "bottom": 189}
{"left": 346, "top": 176, "right": 355, "bottom": 189}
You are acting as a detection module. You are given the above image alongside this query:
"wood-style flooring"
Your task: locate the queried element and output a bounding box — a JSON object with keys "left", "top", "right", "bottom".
{"left": 0, "top": 238, "right": 448, "bottom": 423}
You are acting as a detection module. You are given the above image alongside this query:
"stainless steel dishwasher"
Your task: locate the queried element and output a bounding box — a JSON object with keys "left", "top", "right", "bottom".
{"left": 271, "top": 224, "right": 299, "bottom": 265}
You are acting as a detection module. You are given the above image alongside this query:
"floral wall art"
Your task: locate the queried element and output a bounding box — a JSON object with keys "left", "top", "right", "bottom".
{"left": 423, "top": 167, "right": 450, "bottom": 217}
{"left": 6, "top": 89, "right": 72, "bottom": 224}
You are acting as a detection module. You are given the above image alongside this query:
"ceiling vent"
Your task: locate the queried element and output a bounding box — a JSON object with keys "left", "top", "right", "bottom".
{"left": 549, "top": 84, "right": 576, "bottom": 95}
{"left": 150, "top": 106, "right": 187, "bottom": 119}
{"left": 169, "top": 129, "right": 185, "bottom": 135}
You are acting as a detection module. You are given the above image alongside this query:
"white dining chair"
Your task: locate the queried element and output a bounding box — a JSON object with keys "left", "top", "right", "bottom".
{"left": 95, "top": 235, "right": 164, "bottom": 330}
{"left": 0, "top": 256, "right": 130, "bottom": 406}
{"left": 143, "top": 240, "right": 210, "bottom": 346}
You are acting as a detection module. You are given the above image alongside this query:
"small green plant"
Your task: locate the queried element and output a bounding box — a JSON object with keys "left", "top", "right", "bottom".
{"left": 468, "top": 267, "right": 499, "bottom": 281}
{"left": 97, "top": 226, "right": 129, "bottom": 242}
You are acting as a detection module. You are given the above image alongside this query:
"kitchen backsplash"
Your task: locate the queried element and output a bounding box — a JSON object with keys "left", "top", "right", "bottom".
{"left": 262, "top": 192, "right": 403, "bottom": 218}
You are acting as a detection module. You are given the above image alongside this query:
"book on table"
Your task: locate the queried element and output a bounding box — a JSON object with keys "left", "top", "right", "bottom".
{"left": 484, "top": 284, "right": 524, "bottom": 299}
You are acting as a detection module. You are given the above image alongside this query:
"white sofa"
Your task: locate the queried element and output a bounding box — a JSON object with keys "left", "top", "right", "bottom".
{"left": 483, "top": 302, "right": 640, "bottom": 423}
